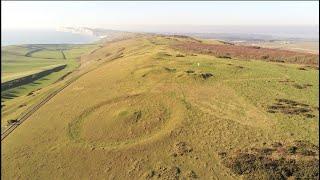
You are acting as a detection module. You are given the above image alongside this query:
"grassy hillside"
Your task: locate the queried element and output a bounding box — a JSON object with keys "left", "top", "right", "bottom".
{"left": 1, "top": 44, "right": 99, "bottom": 133}
{"left": 1, "top": 35, "right": 319, "bottom": 179}
{"left": 173, "top": 40, "right": 319, "bottom": 66}
{"left": 238, "top": 40, "right": 319, "bottom": 54}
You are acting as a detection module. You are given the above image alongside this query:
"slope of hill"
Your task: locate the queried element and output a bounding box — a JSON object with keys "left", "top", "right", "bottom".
{"left": 173, "top": 40, "right": 319, "bottom": 66}
{"left": 1, "top": 35, "right": 319, "bottom": 179}
{"left": 1, "top": 44, "right": 99, "bottom": 134}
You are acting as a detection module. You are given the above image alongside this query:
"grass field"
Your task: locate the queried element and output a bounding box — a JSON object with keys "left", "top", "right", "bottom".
{"left": 1, "top": 35, "right": 319, "bottom": 179}
{"left": 30, "top": 49, "right": 65, "bottom": 59}
{"left": 239, "top": 40, "right": 319, "bottom": 54}
{"left": 1, "top": 44, "right": 99, "bottom": 133}
{"left": 1, "top": 54, "right": 65, "bottom": 82}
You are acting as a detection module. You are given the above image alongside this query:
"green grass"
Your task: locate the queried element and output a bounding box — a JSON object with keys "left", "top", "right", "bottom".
{"left": 1, "top": 44, "right": 98, "bottom": 82}
{"left": 63, "top": 44, "right": 98, "bottom": 59}
{"left": 1, "top": 43, "right": 99, "bottom": 132}
{"left": 1, "top": 47, "right": 67, "bottom": 82}
{"left": 1, "top": 45, "right": 33, "bottom": 56}
{"left": 1, "top": 36, "right": 318, "bottom": 180}
{"left": 30, "top": 49, "right": 64, "bottom": 59}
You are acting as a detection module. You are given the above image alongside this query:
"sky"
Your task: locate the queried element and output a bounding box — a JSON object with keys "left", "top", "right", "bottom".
{"left": 2, "top": 1, "right": 319, "bottom": 30}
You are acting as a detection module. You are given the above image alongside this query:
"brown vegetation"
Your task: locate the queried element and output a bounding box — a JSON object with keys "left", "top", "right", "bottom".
{"left": 173, "top": 42, "right": 319, "bottom": 66}
{"left": 199, "top": 73, "right": 213, "bottom": 79}
{"left": 176, "top": 54, "right": 185, "bottom": 57}
{"left": 292, "top": 83, "right": 313, "bottom": 89}
{"left": 219, "top": 141, "right": 319, "bottom": 179}
{"left": 267, "top": 99, "right": 315, "bottom": 118}
{"left": 172, "top": 142, "right": 193, "bottom": 156}
{"left": 278, "top": 79, "right": 313, "bottom": 89}
{"left": 185, "top": 70, "right": 195, "bottom": 74}
{"left": 144, "top": 166, "right": 181, "bottom": 179}
{"left": 183, "top": 70, "right": 213, "bottom": 80}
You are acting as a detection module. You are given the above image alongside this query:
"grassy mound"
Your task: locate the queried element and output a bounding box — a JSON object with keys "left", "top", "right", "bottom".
{"left": 67, "top": 93, "right": 186, "bottom": 148}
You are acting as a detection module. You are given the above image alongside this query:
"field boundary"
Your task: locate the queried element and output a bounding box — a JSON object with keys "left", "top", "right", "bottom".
{"left": 61, "top": 50, "right": 66, "bottom": 59}
{"left": 1, "top": 69, "right": 84, "bottom": 140}
{"left": 1, "top": 49, "right": 125, "bottom": 141}
{"left": 25, "top": 48, "right": 43, "bottom": 57}
{"left": 1, "top": 64, "right": 67, "bottom": 91}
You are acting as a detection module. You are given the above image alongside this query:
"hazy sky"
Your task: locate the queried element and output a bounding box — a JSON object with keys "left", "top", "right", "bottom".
{"left": 2, "top": 1, "right": 319, "bottom": 30}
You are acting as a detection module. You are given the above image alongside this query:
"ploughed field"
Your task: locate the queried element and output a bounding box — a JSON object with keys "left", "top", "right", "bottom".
{"left": 1, "top": 35, "right": 319, "bottom": 179}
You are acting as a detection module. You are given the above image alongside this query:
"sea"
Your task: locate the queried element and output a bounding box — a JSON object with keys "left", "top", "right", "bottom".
{"left": 2, "top": 26, "right": 318, "bottom": 46}
{"left": 2, "top": 29, "right": 99, "bottom": 46}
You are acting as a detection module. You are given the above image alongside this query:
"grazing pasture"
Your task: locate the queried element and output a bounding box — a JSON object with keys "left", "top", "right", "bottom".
{"left": 1, "top": 44, "right": 99, "bottom": 133}
{"left": 1, "top": 35, "right": 319, "bottom": 179}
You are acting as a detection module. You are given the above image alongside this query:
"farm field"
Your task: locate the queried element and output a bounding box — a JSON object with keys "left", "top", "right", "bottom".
{"left": 238, "top": 40, "right": 319, "bottom": 54}
{"left": 30, "top": 49, "right": 65, "bottom": 59}
{"left": 1, "top": 35, "right": 319, "bottom": 179}
{"left": 2, "top": 45, "right": 69, "bottom": 81}
{"left": 1, "top": 44, "right": 99, "bottom": 133}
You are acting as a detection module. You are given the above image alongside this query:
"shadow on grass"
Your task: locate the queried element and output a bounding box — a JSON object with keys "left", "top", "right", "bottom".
{"left": 39, "top": 78, "right": 49, "bottom": 81}
{"left": 29, "top": 82, "right": 42, "bottom": 86}
{"left": 31, "top": 82, "right": 41, "bottom": 85}
{"left": 1, "top": 90, "right": 19, "bottom": 100}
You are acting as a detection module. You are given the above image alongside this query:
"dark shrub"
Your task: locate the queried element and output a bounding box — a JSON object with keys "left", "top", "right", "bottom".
{"left": 176, "top": 54, "right": 185, "bottom": 57}
{"left": 293, "top": 159, "right": 319, "bottom": 179}
{"left": 185, "top": 70, "right": 194, "bottom": 74}
{"left": 200, "top": 73, "right": 213, "bottom": 79}
{"left": 7, "top": 119, "right": 19, "bottom": 125}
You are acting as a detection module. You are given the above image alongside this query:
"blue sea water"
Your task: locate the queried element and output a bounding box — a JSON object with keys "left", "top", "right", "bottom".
{"left": 2, "top": 29, "right": 99, "bottom": 46}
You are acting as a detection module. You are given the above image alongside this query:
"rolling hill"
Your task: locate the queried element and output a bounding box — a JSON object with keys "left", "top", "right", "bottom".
{"left": 1, "top": 34, "right": 319, "bottom": 179}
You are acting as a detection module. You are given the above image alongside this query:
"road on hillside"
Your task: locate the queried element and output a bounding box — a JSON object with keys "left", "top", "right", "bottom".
{"left": 1, "top": 47, "right": 124, "bottom": 141}
{"left": 1, "top": 76, "right": 76, "bottom": 141}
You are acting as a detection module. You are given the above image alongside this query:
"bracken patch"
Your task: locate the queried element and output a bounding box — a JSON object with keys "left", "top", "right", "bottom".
{"left": 199, "top": 73, "right": 213, "bottom": 80}
{"left": 172, "top": 142, "right": 193, "bottom": 156}
{"left": 267, "top": 99, "right": 315, "bottom": 118}
{"left": 219, "top": 141, "right": 319, "bottom": 180}
{"left": 172, "top": 41, "right": 319, "bottom": 66}
{"left": 145, "top": 166, "right": 181, "bottom": 180}
{"left": 292, "top": 83, "right": 313, "bottom": 89}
